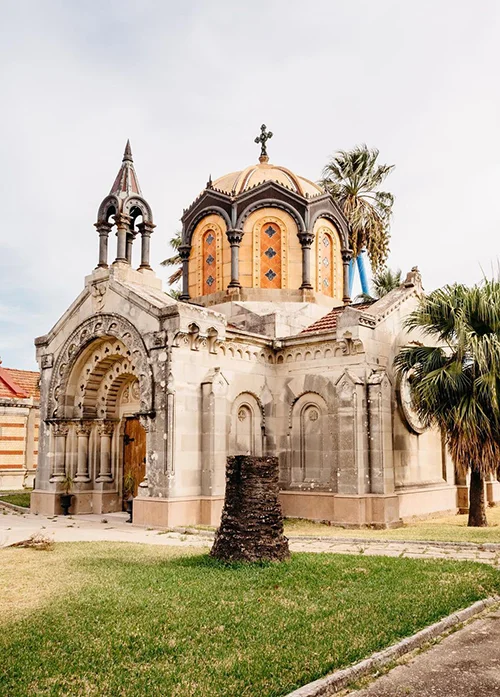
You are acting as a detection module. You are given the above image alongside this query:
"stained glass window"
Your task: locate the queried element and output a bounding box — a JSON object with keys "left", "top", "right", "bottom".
{"left": 260, "top": 223, "right": 281, "bottom": 288}
{"left": 203, "top": 230, "right": 217, "bottom": 295}
{"left": 319, "top": 231, "right": 334, "bottom": 297}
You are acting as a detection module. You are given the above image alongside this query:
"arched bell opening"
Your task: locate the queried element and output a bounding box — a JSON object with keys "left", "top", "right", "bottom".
{"left": 127, "top": 206, "right": 143, "bottom": 268}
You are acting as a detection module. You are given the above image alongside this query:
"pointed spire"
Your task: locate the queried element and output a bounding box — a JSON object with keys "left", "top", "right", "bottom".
{"left": 123, "top": 139, "right": 133, "bottom": 162}
{"left": 109, "top": 139, "right": 142, "bottom": 197}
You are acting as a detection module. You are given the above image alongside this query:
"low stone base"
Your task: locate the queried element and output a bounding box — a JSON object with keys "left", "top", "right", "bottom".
{"left": 486, "top": 480, "right": 500, "bottom": 507}
{"left": 31, "top": 489, "right": 122, "bottom": 516}
{"left": 397, "top": 483, "right": 458, "bottom": 519}
{"left": 132, "top": 496, "right": 224, "bottom": 528}
{"left": 280, "top": 491, "right": 402, "bottom": 528}
{"left": 0, "top": 470, "right": 35, "bottom": 491}
{"left": 457, "top": 479, "right": 500, "bottom": 513}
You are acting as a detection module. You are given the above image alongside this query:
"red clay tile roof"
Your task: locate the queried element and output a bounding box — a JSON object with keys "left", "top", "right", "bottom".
{"left": 301, "top": 302, "right": 374, "bottom": 335}
{"left": 0, "top": 367, "right": 40, "bottom": 400}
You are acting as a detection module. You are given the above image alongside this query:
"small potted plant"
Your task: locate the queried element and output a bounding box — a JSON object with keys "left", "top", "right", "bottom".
{"left": 60, "top": 473, "right": 74, "bottom": 516}
{"left": 123, "top": 471, "right": 136, "bottom": 523}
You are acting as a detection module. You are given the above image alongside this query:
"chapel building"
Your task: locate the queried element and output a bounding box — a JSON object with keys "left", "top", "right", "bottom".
{"left": 31, "top": 132, "right": 498, "bottom": 527}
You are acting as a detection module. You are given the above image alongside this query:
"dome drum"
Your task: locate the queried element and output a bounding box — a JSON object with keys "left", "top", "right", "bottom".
{"left": 180, "top": 159, "right": 352, "bottom": 307}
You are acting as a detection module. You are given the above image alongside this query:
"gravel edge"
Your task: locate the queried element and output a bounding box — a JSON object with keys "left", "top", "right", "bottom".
{"left": 0, "top": 501, "right": 30, "bottom": 514}
{"left": 285, "top": 535, "right": 500, "bottom": 550}
{"left": 283, "top": 596, "right": 500, "bottom": 697}
{"left": 175, "top": 527, "right": 500, "bottom": 550}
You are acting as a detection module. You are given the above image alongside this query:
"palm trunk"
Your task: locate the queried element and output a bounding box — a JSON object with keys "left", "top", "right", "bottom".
{"left": 468, "top": 469, "right": 487, "bottom": 527}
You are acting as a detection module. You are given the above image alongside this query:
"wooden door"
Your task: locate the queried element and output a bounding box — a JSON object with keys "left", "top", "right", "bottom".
{"left": 123, "top": 418, "right": 146, "bottom": 504}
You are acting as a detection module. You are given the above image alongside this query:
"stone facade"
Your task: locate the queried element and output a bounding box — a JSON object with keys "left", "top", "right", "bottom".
{"left": 31, "top": 140, "right": 500, "bottom": 525}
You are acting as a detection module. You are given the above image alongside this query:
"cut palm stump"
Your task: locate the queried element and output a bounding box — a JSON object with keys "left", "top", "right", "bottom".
{"left": 211, "top": 455, "right": 290, "bottom": 563}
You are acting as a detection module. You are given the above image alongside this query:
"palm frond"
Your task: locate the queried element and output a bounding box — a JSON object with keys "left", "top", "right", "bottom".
{"left": 321, "top": 145, "right": 395, "bottom": 271}
{"left": 394, "top": 281, "right": 500, "bottom": 481}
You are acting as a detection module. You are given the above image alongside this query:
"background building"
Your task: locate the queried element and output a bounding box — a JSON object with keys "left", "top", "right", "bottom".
{"left": 0, "top": 361, "right": 39, "bottom": 490}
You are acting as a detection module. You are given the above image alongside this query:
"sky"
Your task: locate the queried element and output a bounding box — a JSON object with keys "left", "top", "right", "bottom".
{"left": 1, "top": 0, "right": 500, "bottom": 370}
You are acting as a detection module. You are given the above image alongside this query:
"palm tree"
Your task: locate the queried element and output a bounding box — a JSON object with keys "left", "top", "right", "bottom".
{"left": 160, "top": 230, "right": 182, "bottom": 286}
{"left": 356, "top": 267, "right": 402, "bottom": 302}
{"left": 321, "top": 145, "right": 395, "bottom": 273}
{"left": 394, "top": 281, "right": 500, "bottom": 527}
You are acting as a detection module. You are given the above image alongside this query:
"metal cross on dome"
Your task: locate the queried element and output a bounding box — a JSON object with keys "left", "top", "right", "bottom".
{"left": 254, "top": 124, "right": 273, "bottom": 161}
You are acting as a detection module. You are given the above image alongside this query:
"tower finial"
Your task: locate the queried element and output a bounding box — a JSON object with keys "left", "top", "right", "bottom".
{"left": 254, "top": 124, "right": 273, "bottom": 163}
{"left": 123, "top": 139, "right": 133, "bottom": 162}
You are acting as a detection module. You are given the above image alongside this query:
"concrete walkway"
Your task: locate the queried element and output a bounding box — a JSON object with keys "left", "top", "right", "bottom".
{"left": 346, "top": 608, "right": 500, "bottom": 696}
{"left": 1, "top": 507, "right": 499, "bottom": 566}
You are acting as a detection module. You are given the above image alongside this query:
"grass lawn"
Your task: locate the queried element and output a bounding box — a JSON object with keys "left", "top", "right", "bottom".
{"left": 1, "top": 543, "right": 499, "bottom": 697}
{"left": 284, "top": 507, "right": 500, "bottom": 544}
{"left": 0, "top": 490, "right": 31, "bottom": 508}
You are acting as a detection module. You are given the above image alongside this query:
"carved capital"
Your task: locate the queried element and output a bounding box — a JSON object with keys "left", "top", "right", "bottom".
{"left": 297, "top": 231, "right": 315, "bottom": 248}
{"left": 226, "top": 228, "right": 244, "bottom": 246}
{"left": 76, "top": 420, "right": 93, "bottom": 437}
{"left": 114, "top": 213, "right": 132, "bottom": 228}
{"left": 98, "top": 420, "right": 115, "bottom": 437}
{"left": 52, "top": 421, "right": 70, "bottom": 437}
{"left": 94, "top": 222, "right": 112, "bottom": 236}
{"left": 178, "top": 244, "right": 191, "bottom": 261}
{"left": 138, "top": 414, "right": 151, "bottom": 433}
{"left": 341, "top": 249, "right": 353, "bottom": 264}
{"left": 138, "top": 221, "right": 156, "bottom": 236}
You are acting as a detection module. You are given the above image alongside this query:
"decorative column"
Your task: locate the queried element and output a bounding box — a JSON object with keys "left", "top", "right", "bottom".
{"left": 97, "top": 421, "right": 114, "bottom": 482}
{"left": 179, "top": 244, "right": 191, "bottom": 301}
{"left": 298, "top": 231, "right": 315, "bottom": 290}
{"left": 51, "top": 421, "right": 69, "bottom": 481}
{"left": 94, "top": 222, "right": 112, "bottom": 268}
{"left": 201, "top": 368, "right": 229, "bottom": 499}
{"left": 138, "top": 221, "right": 156, "bottom": 270}
{"left": 75, "top": 421, "right": 92, "bottom": 483}
{"left": 367, "top": 370, "right": 394, "bottom": 495}
{"left": 138, "top": 414, "right": 151, "bottom": 492}
{"left": 341, "top": 249, "right": 353, "bottom": 304}
{"left": 114, "top": 214, "right": 131, "bottom": 264}
{"left": 226, "top": 229, "right": 244, "bottom": 289}
{"left": 125, "top": 232, "right": 135, "bottom": 264}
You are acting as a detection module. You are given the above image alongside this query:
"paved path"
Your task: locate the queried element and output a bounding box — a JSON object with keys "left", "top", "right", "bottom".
{"left": 290, "top": 537, "right": 500, "bottom": 566}
{"left": 1, "top": 507, "right": 499, "bottom": 566}
{"left": 346, "top": 609, "right": 500, "bottom": 696}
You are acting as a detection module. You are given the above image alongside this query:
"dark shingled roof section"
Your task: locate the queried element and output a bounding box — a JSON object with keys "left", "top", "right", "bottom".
{"left": 301, "top": 302, "right": 374, "bottom": 335}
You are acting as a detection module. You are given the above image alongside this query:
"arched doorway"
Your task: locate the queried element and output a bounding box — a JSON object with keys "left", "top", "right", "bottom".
{"left": 120, "top": 380, "right": 146, "bottom": 507}
{"left": 123, "top": 418, "right": 146, "bottom": 505}
{"left": 46, "top": 325, "right": 153, "bottom": 514}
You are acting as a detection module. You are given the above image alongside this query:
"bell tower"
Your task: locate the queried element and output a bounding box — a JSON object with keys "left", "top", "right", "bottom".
{"left": 94, "top": 141, "right": 156, "bottom": 272}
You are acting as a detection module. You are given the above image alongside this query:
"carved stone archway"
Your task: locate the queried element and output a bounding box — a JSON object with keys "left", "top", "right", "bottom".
{"left": 49, "top": 313, "right": 154, "bottom": 419}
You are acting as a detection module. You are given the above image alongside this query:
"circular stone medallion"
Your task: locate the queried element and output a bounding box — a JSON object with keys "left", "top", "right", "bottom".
{"left": 397, "top": 373, "right": 427, "bottom": 434}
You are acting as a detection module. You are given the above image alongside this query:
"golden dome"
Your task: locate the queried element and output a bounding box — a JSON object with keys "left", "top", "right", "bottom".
{"left": 213, "top": 161, "right": 323, "bottom": 198}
